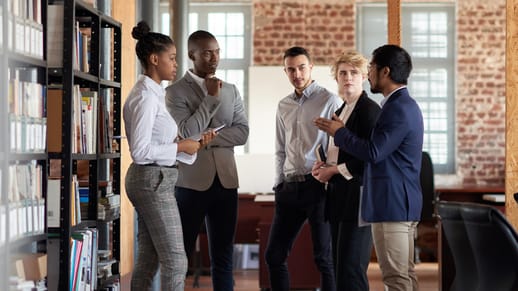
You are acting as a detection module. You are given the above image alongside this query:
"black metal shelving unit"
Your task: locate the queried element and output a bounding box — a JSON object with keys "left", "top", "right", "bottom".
{"left": 47, "top": 0, "right": 121, "bottom": 289}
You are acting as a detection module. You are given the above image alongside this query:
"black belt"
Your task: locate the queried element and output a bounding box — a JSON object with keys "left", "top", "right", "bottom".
{"left": 284, "top": 174, "right": 313, "bottom": 183}
{"left": 142, "top": 163, "right": 178, "bottom": 168}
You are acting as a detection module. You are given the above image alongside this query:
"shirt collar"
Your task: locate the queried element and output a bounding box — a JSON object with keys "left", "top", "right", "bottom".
{"left": 139, "top": 74, "right": 165, "bottom": 98}
{"left": 346, "top": 97, "right": 359, "bottom": 109}
{"left": 291, "top": 80, "right": 317, "bottom": 100}
{"left": 187, "top": 69, "right": 208, "bottom": 95}
{"left": 381, "top": 85, "right": 406, "bottom": 107}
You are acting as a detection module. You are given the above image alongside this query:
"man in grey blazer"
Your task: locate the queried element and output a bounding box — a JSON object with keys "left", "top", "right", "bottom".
{"left": 165, "top": 30, "right": 249, "bottom": 291}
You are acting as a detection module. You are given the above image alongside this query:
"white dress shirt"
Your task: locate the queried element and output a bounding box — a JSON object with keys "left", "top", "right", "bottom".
{"left": 123, "top": 75, "right": 196, "bottom": 166}
{"left": 187, "top": 70, "right": 210, "bottom": 97}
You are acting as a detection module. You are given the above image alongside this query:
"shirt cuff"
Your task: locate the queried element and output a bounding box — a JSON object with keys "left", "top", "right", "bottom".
{"left": 177, "top": 152, "right": 197, "bottom": 165}
{"left": 337, "top": 163, "right": 353, "bottom": 180}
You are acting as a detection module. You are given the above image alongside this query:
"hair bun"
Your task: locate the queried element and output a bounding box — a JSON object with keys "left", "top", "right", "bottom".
{"left": 132, "top": 21, "right": 151, "bottom": 40}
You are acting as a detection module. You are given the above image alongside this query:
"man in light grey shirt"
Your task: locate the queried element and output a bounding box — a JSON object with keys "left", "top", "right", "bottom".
{"left": 265, "top": 46, "right": 342, "bottom": 291}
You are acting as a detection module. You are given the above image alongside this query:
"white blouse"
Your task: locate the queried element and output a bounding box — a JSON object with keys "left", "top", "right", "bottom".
{"left": 123, "top": 75, "right": 196, "bottom": 166}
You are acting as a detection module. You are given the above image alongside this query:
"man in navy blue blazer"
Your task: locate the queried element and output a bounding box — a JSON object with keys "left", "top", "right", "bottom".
{"left": 314, "top": 44, "right": 423, "bottom": 291}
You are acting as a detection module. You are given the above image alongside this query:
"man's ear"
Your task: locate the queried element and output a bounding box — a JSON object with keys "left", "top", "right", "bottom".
{"left": 188, "top": 50, "right": 195, "bottom": 61}
{"left": 382, "top": 66, "right": 390, "bottom": 78}
{"left": 149, "top": 53, "right": 159, "bottom": 66}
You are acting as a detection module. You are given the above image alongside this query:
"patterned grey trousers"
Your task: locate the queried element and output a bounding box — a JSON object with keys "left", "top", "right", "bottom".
{"left": 125, "top": 163, "right": 187, "bottom": 291}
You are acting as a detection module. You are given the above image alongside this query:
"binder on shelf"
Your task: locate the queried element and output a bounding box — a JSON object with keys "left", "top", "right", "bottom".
{"left": 46, "top": 88, "right": 63, "bottom": 153}
{"left": 46, "top": 178, "right": 60, "bottom": 228}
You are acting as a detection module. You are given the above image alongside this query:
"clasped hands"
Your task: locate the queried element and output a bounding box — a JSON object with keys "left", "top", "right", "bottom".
{"left": 311, "top": 161, "right": 338, "bottom": 183}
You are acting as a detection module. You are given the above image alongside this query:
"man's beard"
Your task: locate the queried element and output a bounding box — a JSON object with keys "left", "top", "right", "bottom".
{"left": 369, "top": 81, "right": 380, "bottom": 94}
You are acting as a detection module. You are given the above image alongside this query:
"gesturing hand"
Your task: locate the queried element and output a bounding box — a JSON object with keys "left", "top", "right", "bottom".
{"left": 314, "top": 114, "right": 345, "bottom": 136}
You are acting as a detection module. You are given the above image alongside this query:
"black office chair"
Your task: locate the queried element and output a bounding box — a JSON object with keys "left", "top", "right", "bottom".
{"left": 437, "top": 201, "right": 518, "bottom": 291}
{"left": 415, "top": 151, "right": 438, "bottom": 262}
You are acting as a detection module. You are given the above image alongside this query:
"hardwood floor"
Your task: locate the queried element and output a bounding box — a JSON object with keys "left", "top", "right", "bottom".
{"left": 184, "top": 262, "right": 439, "bottom": 291}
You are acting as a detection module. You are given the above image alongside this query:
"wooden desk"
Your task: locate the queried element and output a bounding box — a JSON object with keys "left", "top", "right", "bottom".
{"left": 255, "top": 195, "right": 320, "bottom": 290}
{"left": 436, "top": 184, "right": 504, "bottom": 291}
{"left": 436, "top": 184, "right": 505, "bottom": 204}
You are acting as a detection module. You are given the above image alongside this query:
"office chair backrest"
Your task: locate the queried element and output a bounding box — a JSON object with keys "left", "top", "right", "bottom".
{"left": 420, "top": 151, "right": 435, "bottom": 221}
{"left": 437, "top": 202, "right": 478, "bottom": 291}
{"left": 438, "top": 201, "right": 518, "bottom": 291}
{"left": 462, "top": 203, "right": 518, "bottom": 291}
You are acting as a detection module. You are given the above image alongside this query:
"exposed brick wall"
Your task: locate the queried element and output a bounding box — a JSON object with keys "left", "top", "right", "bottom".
{"left": 252, "top": 0, "right": 506, "bottom": 185}
{"left": 456, "top": 0, "right": 506, "bottom": 185}
{"left": 253, "top": 0, "right": 356, "bottom": 65}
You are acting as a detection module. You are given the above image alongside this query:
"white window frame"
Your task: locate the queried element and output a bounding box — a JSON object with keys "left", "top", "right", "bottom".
{"left": 159, "top": 2, "right": 252, "bottom": 154}
{"left": 358, "top": 3, "right": 456, "bottom": 174}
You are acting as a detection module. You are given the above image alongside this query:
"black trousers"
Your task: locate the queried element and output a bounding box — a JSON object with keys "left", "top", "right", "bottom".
{"left": 175, "top": 176, "right": 238, "bottom": 291}
{"left": 265, "top": 175, "right": 336, "bottom": 291}
{"left": 330, "top": 220, "right": 372, "bottom": 291}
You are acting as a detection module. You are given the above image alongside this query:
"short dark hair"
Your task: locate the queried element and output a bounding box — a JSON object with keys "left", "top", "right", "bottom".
{"left": 283, "top": 46, "right": 311, "bottom": 62}
{"left": 131, "top": 21, "right": 174, "bottom": 69}
{"left": 371, "top": 44, "right": 412, "bottom": 85}
{"left": 188, "top": 30, "right": 216, "bottom": 51}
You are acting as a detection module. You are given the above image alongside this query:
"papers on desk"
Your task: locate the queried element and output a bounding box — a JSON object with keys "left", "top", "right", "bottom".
{"left": 254, "top": 195, "right": 274, "bottom": 202}
{"left": 482, "top": 194, "right": 505, "bottom": 203}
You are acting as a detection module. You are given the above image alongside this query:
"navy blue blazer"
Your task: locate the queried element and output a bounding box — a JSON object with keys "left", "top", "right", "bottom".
{"left": 334, "top": 87, "right": 423, "bottom": 222}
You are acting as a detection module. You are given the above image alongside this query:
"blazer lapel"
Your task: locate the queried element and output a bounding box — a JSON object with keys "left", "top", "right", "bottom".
{"left": 335, "top": 102, "right": 346, "bottom": 116}
{"left": 184, "top": 72, "right": 207, "bottom": 101}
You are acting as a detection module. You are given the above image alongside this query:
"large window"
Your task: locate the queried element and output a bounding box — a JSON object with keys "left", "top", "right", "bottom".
{"left": 160, "top": 2, "right": 251, "bottom": 154}
{"left": 358, "top": 4, "right": 455, "bottom": 173}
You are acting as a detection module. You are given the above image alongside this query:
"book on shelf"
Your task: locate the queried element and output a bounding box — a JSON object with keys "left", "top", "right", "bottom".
{"left": 8, "top": 68, "right": 47, "bottom": 153}
{"left": 99, "top": 89, "right": 114, "bottom": 153}
{"left": 7, "top": 162, "right": 45, "bottom": 237}
{"left": 46, "top": 88, "right": 63, "bottom": 153}
{"left": 47, "top": 4, "right": 64, "bottom": 67}
{"left": 47, "top": 175, "right": 81, "bottom": 228}
{"left": 46, "top": 179, "right": 60, "bottom": 228}
{"left": 81, "top": 91, "right": 98, "bottom": 154}
{"left": 47, "top": 87, "right": 99, "bottom": 154}
{"left": 8, "top": 0, "right": 44, "bottom": 58}
{"left": 73, "top": 22, "right": 91, "bottom": 72}
{"left": 69, "top": 237, "right": 83, "bottom": 291}
{"left": 70, "top": 229, "right": 98, "bottom": 291}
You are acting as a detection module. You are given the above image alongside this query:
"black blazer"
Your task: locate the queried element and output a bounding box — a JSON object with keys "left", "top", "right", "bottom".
{"left": 326, "top": 91, "right": 381, "bottom": 222}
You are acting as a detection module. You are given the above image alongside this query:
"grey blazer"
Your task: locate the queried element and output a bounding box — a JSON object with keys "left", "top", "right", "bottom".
{"left": 165, "top": 71, "right": 249, "bottom": 191}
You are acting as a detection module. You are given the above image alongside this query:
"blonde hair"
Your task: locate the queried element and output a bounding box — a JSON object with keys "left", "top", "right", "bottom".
{"left": 331, "top": 50, "right": 368, "bottom": 79}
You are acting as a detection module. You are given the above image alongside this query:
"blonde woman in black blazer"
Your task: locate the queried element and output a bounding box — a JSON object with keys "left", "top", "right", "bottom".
{"left": 312, "top": 51, "right": 380, "bottom": 291}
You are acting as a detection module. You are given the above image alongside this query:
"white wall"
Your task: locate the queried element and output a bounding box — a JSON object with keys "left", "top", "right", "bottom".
{"left": 236, "top": 66, "right": 338, "bottom": 194}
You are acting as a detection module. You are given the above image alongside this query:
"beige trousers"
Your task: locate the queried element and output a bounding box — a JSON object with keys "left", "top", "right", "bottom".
{"left": 372, "top": 221, "right": 419, "bottom": 291}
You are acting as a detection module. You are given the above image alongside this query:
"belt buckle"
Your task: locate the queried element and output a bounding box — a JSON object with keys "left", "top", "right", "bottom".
{"left": 285, "top": 174, "right": 306, "bottom": 183}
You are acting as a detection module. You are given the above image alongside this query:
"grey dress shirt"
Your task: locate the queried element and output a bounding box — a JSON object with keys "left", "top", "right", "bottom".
{"left": 275, "top": 81, "right": 342, "bottom": 186}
